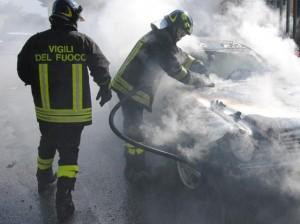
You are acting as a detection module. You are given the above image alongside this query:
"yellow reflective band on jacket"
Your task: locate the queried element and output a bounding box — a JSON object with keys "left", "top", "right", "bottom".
{"left": 37, "top": 63, "right": 91, "bottom": 123}
{"left": 111, "top": 39, "right": 151, "bottom": 107}
{"left": 173, "top": 54, "right": 195, "bottom": 81}
{"left": 72, "top": 64, "right": 83, "bottom": 111}
{"left": 37, "top": 156, "right": 54, "bottom": 170}
{"left": 112, "top": 76, "right": 151, "bottom": 107}
{"left": 57, "top": 165, "right": 79, "bottom": 178}
{"left": 174, "top": 66, "right": 188, "bottom": 81}
{"left": 35, "top": 107, "right": 92, "bottom": 123}
{"left": 39, "top": 64, "right": 50, "bottom": 109}
{"left": 182, "top": 55, "right": 196, "bottom": 70}
{"left": 115, "top": 40, "right": 144, "bottom": 80}
{"left": 125, "top": 143, "right": 145, "bottom": 155}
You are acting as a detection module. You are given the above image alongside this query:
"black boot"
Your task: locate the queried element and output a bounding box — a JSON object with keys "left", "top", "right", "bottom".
{"left": 56, "top": 178, "right": 76, "bottom": 222}
{"left": 124, "top": 153, "right": 151, "bottom": 185}
{"left": 36, "top": 168, "right": 57, "bottom": 193}
{"left": 56, "top": 189, "right": 74, "bottom": 222}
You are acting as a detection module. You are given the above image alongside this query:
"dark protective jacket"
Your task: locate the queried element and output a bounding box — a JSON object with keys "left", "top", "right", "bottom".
{"left": 17, "top": 24, "right": 110, "bottom": 126}
{"left": 111, "top": 27, "right": 205, "bottom": 111}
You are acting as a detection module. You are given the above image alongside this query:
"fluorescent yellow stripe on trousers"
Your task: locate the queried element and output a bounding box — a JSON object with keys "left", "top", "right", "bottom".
{"left": 57, "top": 165, "right": 80, "bottom": 178}
{"left": 37, "top": 156, "right": 54, "bottom": 170}
{"left": 125, "top": 143, "right": 144, "bottom": 155}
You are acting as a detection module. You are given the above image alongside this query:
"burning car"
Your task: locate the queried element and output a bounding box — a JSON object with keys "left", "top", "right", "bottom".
{"left": 155, "top": 39, "right": 300, "bottom": 190}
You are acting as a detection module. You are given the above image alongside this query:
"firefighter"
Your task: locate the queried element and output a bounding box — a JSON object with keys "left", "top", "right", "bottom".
{"left": 17, "top": 0, "right": 111, "bottom": 221}
{"left": 111, "top": 9, "right": 214, "bottom": 184}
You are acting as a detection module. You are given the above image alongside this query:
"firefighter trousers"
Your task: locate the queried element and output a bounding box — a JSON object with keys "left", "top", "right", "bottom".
{"left": 118, "top": 94, "right": 146, "bottom": 170}
{"left": 37, "top": 123, "right": 84, "bottom": 190}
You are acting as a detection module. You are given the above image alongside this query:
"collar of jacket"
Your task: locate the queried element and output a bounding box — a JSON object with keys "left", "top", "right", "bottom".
{"left": 50, "top": 18, "right": 78, "bottom": 31}
{"left": 152, "top": 27, "right": 176, "bottom": 48}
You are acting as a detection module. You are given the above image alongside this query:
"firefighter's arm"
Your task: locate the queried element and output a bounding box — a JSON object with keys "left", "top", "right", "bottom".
{"left": 86, "top": 38, "right": 112, "bottom": 106}
{"left": 86, "top": 39, "right": 111, "bottom": 85}
{"left": 17, "top": 37, "right": 34, "bottom": 85}
{"left": 179, "top": 48, "right": 207, "bottom": 73}
{"left": 158, "top": 48, "right": 214, "bottom": 88}
{"left": 188, "top": 71, "right": 215, "bottom": 88}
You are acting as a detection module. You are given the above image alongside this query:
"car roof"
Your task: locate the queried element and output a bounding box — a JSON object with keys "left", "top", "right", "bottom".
{"left": 197, "top": 38, "right": 252, "bottom": 52}
{"left": 195, "top": 38, "right": 268, "bottom": 63}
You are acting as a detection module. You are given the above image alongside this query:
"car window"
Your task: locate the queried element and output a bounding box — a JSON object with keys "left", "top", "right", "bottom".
{"left": 195, "top": 49, "right": 267, "bottom": 80}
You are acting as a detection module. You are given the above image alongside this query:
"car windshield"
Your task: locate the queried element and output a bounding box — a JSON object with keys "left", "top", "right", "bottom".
{"left": 196, "top": 49, "right": 267, "bottom": 80}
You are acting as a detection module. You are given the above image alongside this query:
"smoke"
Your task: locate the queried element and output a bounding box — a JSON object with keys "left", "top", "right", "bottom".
{"left": 0, "top": 0, "right": 48, "bottom": 97}
{"left": 79, "top": 0, "right": 182, "bottom": 72}
{"left": 0, "top": 1, "right": 48, "bottom": 55}
{"left": 143, "top": 0, "right": 300, "bottom": 143}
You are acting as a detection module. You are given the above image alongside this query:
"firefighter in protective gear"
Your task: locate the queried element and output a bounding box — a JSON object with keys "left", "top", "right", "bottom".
{"left": 111, "top": 9, "right": 214, "bottom": 184}
{"left": 17, "top": 0, "right": 111, "bottom": 221}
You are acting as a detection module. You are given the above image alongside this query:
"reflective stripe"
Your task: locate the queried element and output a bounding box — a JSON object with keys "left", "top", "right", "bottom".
{"left": 72, "top": 64, "right": 83, "bottom": 111}
{"left": 182, "top": 55, "right": 195, "bottom": 70}
{"left": 169, "top": 14, "right": 178, "bottom": 22}
{"left": 36, "top": 107, "right": 91, "bottom": 115}
{"left": 36, "top": 113, "right": 91, "bottom": 123}
{"left": 57, "top": 165, "right": 79, "bottom": 178}
{"left": 127, "top": 147, "right": 136, "bottom": 155}
{"left": 36, "top": 63, "right": 90, "bottom": 123}
{"left": 112, "top": 76, "right": 132, "bottom": 92}
{"left": 174, "top": 66, "right": 188, "bottom": 81}
{"left": 112, "top": 76, "right": 151, "bottom": 107}
{"left": 125, "top": 143, "right": 145, "bottom": 155}
{"left": 111, "top": 39, "right": 151, "bottom": 107}
{"left": 115, "top": 40, "right": 144, "bottom": 80}
{"left": 36, "top": 107, "right": 91, "bottom": 123}
{"left": 173, "top": 55, "right": 195, "bottom": 82}
{"left": 39, "top": 64, "right": 50, "bottom": 109}
{"left": 133, "top": 91, "right": 151, "bottom": 106}
{"left": 37, "top": 156, "right": 54, "bottom": 170}
{"left": 136, "top": 148, "right": 145, "bottom": 155}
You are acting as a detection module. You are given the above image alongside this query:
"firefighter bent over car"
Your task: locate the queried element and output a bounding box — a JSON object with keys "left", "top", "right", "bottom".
{"left": 111, "top": 9, "right": 214, "bottom": 184}
{"left": 17, "top": 0, "right": 111, "bottom": 221}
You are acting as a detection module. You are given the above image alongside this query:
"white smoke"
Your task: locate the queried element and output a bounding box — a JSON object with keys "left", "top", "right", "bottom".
{"left": 80, "top": 0, "right": 181, "bottom": 71}
{"left": 149, "top": 0, "right": 300, "bottom": 135}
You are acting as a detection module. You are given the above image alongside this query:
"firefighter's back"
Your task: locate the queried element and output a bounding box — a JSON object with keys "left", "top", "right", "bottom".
{"left": 26, "top": 28, "right": 94, "bottom": 125}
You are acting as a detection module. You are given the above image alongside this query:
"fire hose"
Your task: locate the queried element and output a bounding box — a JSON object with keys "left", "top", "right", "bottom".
{"left": 108, "top": 90, "right": 202, "bottom": 179}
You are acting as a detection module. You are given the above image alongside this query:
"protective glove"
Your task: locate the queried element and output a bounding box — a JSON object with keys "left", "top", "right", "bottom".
{"left": 96, "top": 84, "right": 112, "bottom": 107}
{"left": 189, "top": 72, "right": 215, "bottom": 88}
{"left": 211, "top": 99, "right": 226, "bottom": 110}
